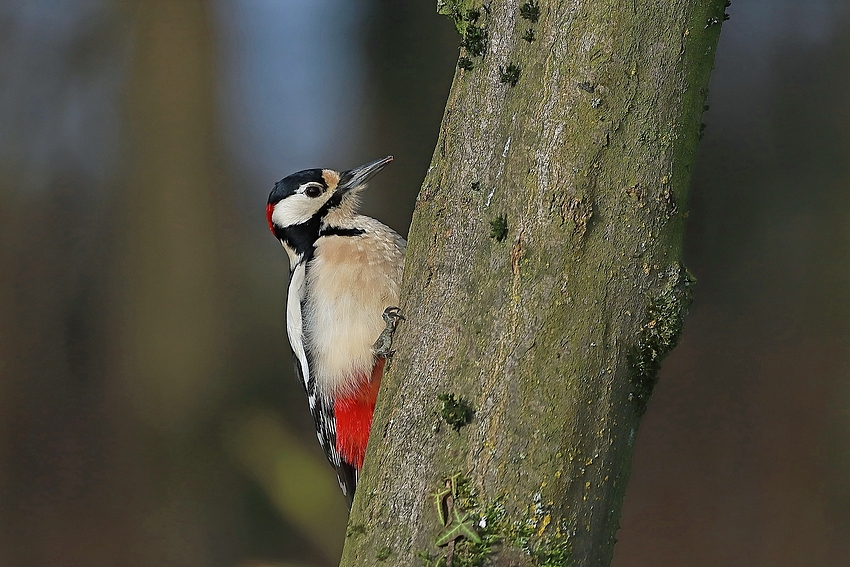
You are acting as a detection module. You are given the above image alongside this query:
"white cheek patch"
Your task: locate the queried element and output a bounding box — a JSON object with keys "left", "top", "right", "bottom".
{"left": 272, "top": 193, "right": 330, "bottom": 228}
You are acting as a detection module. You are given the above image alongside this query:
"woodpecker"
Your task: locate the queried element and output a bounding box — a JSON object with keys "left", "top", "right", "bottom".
{"left": 266, "top": 156, "right": 405, "bottom": 505}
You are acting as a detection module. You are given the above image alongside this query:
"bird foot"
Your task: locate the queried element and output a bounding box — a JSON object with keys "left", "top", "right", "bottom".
{"left": 373, "top": 307, "right": 404, "bottom": 358}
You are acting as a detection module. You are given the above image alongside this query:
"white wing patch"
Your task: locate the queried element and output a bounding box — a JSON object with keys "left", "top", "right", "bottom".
{"left": 289, "top": 258, "right": 343, "bottom": 472}
{"left": 287, "top": 261, "right": 311, "bottom": 391}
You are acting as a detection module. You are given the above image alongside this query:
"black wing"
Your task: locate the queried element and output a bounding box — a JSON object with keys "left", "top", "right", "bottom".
{"left": 292, "top": 357, "right": 357, "bottom": 505}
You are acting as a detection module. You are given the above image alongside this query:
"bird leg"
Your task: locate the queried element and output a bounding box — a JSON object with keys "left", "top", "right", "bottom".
{"left": 373, "top": 306, "right": 404, "bottom": 358}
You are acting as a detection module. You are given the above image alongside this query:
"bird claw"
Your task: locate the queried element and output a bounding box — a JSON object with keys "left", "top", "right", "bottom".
{"left": 382, "top": 306, "right": 404, "bottom": 325}
{"left": 373, "top": 306, "right": 404, "bottom": 358}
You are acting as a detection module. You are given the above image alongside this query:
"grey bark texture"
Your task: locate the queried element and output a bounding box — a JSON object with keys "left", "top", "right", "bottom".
{"left": 341, "top": 1, "right": 724, "bottom": 566}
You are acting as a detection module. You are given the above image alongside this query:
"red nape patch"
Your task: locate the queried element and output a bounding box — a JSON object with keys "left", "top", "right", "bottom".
{"left": 266, "top": 203, "right": 276, "bottom": 234}
{"left": 334, "top": 359, "right": 386, "bottom": 470}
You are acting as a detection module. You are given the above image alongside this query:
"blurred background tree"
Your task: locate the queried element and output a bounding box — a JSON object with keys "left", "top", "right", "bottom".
{"left": 0, "top": 1, "right": 847, "bottom": 567}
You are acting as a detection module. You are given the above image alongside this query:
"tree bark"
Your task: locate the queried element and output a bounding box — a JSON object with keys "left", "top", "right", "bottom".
{"left": 341, "top": 0, "right": 723, "bottom": 565}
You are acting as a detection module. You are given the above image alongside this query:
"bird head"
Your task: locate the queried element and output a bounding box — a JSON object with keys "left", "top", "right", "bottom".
{"left": 266, "top": 156, "right": 393, "bottom": 238}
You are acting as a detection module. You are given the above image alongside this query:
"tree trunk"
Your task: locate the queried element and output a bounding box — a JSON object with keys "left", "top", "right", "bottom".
{"left": 341, "top": 0, "right": 724, "bottom": 565}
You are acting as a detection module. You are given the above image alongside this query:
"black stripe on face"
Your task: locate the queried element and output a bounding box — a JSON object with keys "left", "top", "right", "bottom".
{"left": 272, "top": 171, "right": 359, "bottom": 266}
{"left": 319, "top": 226, "right": 365, "bottom": 238}
{"left": 275, "top": 189, "right": 356, "bottom": 260}
{"left": 279, "top": 214, "right": 322, "bottom": 264}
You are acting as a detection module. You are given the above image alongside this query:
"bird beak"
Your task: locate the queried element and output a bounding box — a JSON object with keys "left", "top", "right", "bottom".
{"left": 337, "top": 156, "right": 393, "bottom": 193}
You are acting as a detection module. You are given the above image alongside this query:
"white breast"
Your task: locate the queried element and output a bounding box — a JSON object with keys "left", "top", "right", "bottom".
{"left": 303, "top": 217, "right": 406, "bottom": 398}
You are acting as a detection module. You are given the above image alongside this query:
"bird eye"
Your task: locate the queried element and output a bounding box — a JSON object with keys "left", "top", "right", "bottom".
{"left": 305, "top": 185, "right": 323, "bottom": 198}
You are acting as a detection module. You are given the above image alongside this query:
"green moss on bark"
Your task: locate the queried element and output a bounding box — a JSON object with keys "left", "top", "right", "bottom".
{"left": 438, "top": 393, "right": 475, "bottom": 430}
{"left": 628, "top": 263, "right": 696, "bottom": 415}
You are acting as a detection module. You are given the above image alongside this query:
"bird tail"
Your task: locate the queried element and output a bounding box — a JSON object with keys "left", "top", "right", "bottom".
{"left": 337, "top": 462, "right": 358, "bottom": 509}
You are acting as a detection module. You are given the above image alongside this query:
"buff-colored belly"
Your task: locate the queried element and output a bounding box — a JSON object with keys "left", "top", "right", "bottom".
{"left": 304, "top": 231, "right": 403, "bottom": 397}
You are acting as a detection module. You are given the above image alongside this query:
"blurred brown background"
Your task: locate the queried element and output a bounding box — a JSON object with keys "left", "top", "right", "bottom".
{"left": 0, "top": 1, "right": 846, "bottom": 566}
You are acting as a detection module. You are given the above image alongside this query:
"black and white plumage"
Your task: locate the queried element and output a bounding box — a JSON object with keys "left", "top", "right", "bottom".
{"left": 266, "top": 156, "right": 406, "bottom": 504}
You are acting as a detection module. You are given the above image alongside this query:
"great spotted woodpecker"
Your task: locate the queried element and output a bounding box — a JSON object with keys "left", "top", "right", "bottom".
{"left": 266, "top": 156, "right": 405, "bottom": 505}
